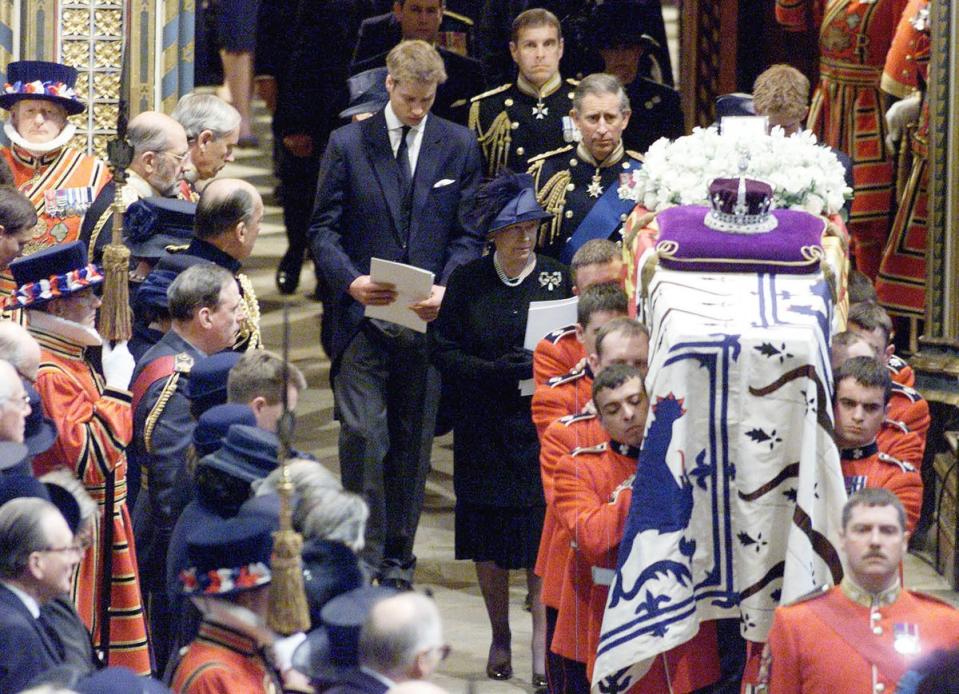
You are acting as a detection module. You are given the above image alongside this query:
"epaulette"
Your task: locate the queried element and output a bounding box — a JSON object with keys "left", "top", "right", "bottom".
{"left": 527, "top": 144, "right": 574, "bottom": 164}
{"left": 882, "top": 418, "right": 910, "bottom": 433}
{"left": 443, "top": 8, "right": 474, "bottom": 25}
{"left": 547, "top": 363, "right": 587, "bottom": 387}
{"left": 144, "top": 353, "right": 195, "bottom": 454}
{"left": 450, "top": 98, "right": 468, "bottom": 109}
{"left": 626, "top": 150, "right": 645, "bottom": 162}
{"left": 173, "top": 352, "right": 194, "bottom": 374}
{"left": 907, "top": 590, "right": 959, "bottom": 608}
{"left": 878, "top": 451, "right": 917, "bottom": 473}
{"left": 559, "top": 410, "right": 597, "bottom": 426}
{"left": 542, "top": 323, "right": 576, "bottom": 344}
{"left": 891, "top": 381, "right": 923, "bottom": 402}
{"left": 470, "top": 83, "right": 512, "bottom": 102}
{"left": 888, "top": 353, "right": 910, "bottom": 372}
{"left": 784, "top": 584, "right": 830, "bottom": 606}
{"left": 565, "top": 77, "right": 580, "bottom": 87}
{"left": 165, "top": 243, "right": 190, "bottom": 253}
{"left": 572, "top": 442, "right": 607, "bottom": 456}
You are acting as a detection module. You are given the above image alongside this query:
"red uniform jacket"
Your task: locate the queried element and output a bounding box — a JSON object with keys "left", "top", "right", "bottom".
{"left": 552, "top": 441, "right": 720, "bottom": 691}
{"left": 533, "top": 324, "right": 585, "bottom": 387}
{"left": 536, "top": 411, "right": 607, "bottom": 609}
{"left": 886, "top": 381, "right": 930, "bottom": 449}
{"left": 532, "top": 363, "right": 593, "bottom": 438}
{"left": 764, "top": 580, "right": 959, "bottom": 694}
{"left": 840, "top": 438, "right": 923, "bottom": 532}
{"left": 171, "top": 620, "right": 281, "bottom": 694}
{"left": 888, "top": 354, "right": 915, "bottom": 387}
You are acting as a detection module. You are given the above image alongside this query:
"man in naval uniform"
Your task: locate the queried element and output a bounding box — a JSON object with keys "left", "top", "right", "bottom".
{"left": 468, "top": 8, "right": 578, "bottom": 177}
{"left": 760, "top": 488, "right": 959, "bottom": 694}
{"left": 527, "top": 74, "right": 642, "bottom": 263}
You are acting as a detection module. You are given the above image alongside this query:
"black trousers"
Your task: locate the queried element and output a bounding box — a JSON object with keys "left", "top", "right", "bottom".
{"left": 545, "top": 606, "right": 590, "bottom": 693}
{"left": 277, "top": 145, "right": 320, "bottom": 268}
{"left": 332, "top": 323, "right": 440, "bottom": 581}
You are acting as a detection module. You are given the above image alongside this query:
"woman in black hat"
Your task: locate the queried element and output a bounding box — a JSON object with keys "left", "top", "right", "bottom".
{"left": 432, "top": 171, "right": 572, "bottom": 686}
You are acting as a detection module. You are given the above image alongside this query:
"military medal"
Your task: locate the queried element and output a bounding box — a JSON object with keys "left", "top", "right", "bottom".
{"left": 587, "top": 171, "right": 604, "bottom": 198}
{"left": 893, "top": 623, "right": 921, "bottom": 656}
{"left": 533, "top": 100, "right": 548, "bottom": 119}
{"left": 843, "top": 475, "right": 867, "bottom": 496}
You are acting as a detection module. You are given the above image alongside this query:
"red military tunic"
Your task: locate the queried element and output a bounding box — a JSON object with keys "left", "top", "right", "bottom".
{"left": 536, "top": 411, "right": 607, "bottom": 610}
{"left": 532, "top": 361, "right": 593, "bottom": 438}
{"left": 28, "top": 315, "right": 150, "bottom": 675}
{"left": 778, "top": 0, "right": 908, "bottom": 278}
{"left": 876, "top": 0, "right": 931, "bottom": 318}
{"left": 552, "top": 441, "right": 721, "bottom": 689}
{"left": 886, "top": 381, "right": 930, "bottom": 448}
{"left": 0, "top": 144, "right": 111, "bottom": 256}
{"left": 840, "top": 438, "right": 923, "bottom": 532}
{"left": 764, "top": 578, "right": 959, "bottom": 694}
{"left": 533, "top": 324, "right": 586, "bottom": 387}
{"left": 888, "top": 354, "right": 915, "bottom": 387}
{"left": 171, "top": 619, "right": 281, "bottom": 694}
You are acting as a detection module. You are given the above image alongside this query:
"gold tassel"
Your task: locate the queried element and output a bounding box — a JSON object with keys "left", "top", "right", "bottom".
{"left": 98, "top": 241, "right": 132, "bottom": 341}
{"left": 266, "top": 459, "right": 311, "bottom": 635}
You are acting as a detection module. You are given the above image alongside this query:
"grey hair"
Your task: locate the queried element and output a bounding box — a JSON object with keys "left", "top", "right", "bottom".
{"left": 39, "top": 469, "right": 98, "bottom": 528}
{"left": 0, "top": 323, "right": 36, "bottom": 378}
{"left": 0, "top": 498, "right": 59, "bottom": 580}
{"left": 128, "top": 117, "right": 173, "bottom": 158}
{"left": 0, "top": 359, "right": 18, "bottom": 400}
{"left": 167, "top": 263, "right": 236, "bottom": 322}
{"left": 573, "top": 73, "right": 631, "bottom": 115}
{"left": 359, "top": 593, "right": 443, "bottom": 676}
{"left": 172, "top": 93, "right": 242, "bottom": 140}
{"left": 254, "top": 458, "right": 341, "bottom": 498}
{"left": 295, "top": 487, "right": 369, "bottom": 551}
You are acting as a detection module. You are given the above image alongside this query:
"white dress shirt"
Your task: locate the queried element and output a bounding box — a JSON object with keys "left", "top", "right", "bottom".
{"left": 384, "top": 102, "right": 427, "bottom": 177}
{"left": 1, "top": 581, "right": 40, "bottom": 618}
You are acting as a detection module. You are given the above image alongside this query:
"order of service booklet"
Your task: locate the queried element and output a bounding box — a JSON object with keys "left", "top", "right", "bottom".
{"left": 364, "top": 257, "right": 435, "bottom": 333}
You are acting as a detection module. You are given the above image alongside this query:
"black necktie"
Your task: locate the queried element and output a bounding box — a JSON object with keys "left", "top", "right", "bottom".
{"left": 396, "top": 125, "right": 412, "bottom": 190}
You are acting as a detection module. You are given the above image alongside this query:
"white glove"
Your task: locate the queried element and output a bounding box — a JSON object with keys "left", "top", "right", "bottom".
{"left": 102, "top": 340, "right": 135, "bottom": 390}
{"left": 885, "top": 94, "right": 921, "bottom": 151}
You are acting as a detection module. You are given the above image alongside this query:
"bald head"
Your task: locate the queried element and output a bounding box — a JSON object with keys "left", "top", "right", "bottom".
{"left": 195, "top": 178, "right": 263, "bottom": 261}
{"left": 359, "top": 593, "right": 444, "bottom": 682}
{"left": 0, "top": 321, "right": 40, "bottom": 382}
{"left": 127, "top": 111, "right": 190, "bottom": 196}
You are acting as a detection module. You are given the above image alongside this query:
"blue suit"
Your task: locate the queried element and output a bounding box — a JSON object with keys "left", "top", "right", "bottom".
{"left": 308, "top": 108, "right": 482, "bottom": 580}
{"left": 0, "top": 585, "right": 65, "bottom": 692}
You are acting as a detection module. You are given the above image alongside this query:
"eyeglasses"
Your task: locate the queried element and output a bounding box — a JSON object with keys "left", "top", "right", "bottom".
{"left": 38, "top": 543, "right": 85, "bottom": 557}
{"left": 159, "top": 149, "right": 190, "bottom": 164}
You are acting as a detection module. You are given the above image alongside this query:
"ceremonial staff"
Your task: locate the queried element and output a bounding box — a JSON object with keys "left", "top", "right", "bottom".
{"left": 96, "top": 25, "right": 133, "bottom": 663}
{"left": 267, "top": 305, "right": 311, "bottom": 634}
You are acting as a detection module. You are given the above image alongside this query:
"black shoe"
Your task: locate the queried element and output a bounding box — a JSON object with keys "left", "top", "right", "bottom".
{"left": 276, "top": 249, "right": 303, "bottom": 295}
{"left": 378, "top": 577, "right": 413, "bottom": 592}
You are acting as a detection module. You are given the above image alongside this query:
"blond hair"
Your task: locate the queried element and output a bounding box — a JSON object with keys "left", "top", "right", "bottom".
{"left": 752, "top": 64, "right": 809, "bottom": 123}
{"left": 387, "top": 40, "right": 447, "bottom": 86}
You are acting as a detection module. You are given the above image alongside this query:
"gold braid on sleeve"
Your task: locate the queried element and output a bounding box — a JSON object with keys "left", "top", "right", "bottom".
{"left": 470, "top": 105, "right": 512, "bottom": 177}
{"left": 536, "top": 171, "right": 572, "bottom": 246}
{"left": 236, "top": 273, "right": 262, "bottom": 351}
{"left": 144, "top": 373, "right": 181, "bottom": 455}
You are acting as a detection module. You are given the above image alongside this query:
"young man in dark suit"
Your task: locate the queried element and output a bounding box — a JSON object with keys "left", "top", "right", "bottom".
{"left": 310, "top": 39, "right": 483, "bottom": 590}
{"left": 0, "top": 497, "right": 77, "bottom": 692}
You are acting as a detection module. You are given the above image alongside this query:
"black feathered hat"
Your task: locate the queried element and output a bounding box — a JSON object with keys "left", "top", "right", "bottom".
{"left": 472, "top": 171, "right": 553, "bottom": 237}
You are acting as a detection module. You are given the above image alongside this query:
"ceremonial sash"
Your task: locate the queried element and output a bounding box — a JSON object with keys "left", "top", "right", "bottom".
{"left": 805, "top": 594, "right": 911, "bottom": 685}
{"left": 130, "top": 355, "right": 176, "bottom": 416}
{"left": 561, "top": 183, "right": 634, "bottom": 265}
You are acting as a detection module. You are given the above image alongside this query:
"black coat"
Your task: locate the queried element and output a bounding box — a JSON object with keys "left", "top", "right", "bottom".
{"left": 623, "top": 76, "right": 684, "bottom": 153}
{"left": 0, "top": 585, "right": 65, "bottom": 693}
{"left": 432, "top": 253, "right": 572, "bottom": 506}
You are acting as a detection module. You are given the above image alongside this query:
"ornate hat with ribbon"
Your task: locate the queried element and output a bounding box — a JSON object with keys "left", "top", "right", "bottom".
{"left": 0, "top": 61, "right": 85, "bottom": 115}
{"left": 340, "top": 67, "right": 389, "bottom": 119}
{"left": 180, "top": 513, "right": 273, "bottom": 596}
{"left": 473, "top": 171, "right": 553, "bottom": 237}
{"left": 6, "top": 240, "right": 103, "bottom": 310}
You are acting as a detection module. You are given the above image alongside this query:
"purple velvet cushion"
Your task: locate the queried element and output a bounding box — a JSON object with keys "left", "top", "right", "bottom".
{"left": 655, "top": 206, "right": 827, "bottom": 274}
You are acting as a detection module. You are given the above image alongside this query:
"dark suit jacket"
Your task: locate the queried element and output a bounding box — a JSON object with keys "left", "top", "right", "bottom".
{"left": 325, "top": 669, "right": 390, "bottom": 694}
{"left": 308, "top": 109, "right": 484, "bottom": 361}
{"left": 0, "top": 585, "right": 65, "bottom": 693}
{"left": 351, "top": 45, "right": 486, "bottom": 124}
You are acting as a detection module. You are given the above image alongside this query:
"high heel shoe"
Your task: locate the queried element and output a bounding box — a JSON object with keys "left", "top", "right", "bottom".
{"left": 486, "top": 642, "right": 512, "bottom": 680}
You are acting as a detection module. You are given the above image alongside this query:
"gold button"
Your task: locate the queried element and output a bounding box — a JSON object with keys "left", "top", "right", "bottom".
{"left": 566, "top": 183, "right": 575, "bottom": 191}
{"left": 620, "top": 213, "right": 628, "bottom": 221}
{"left": 623, "top": 161, "right": 631, "bottom": 169}
{"left": 872, "top": 626, "right": 883, "bottom": 635}
{"left": 505, "top": 98, "right": 514, "bottom": 107}
{"left": 870, "top": 612, "right": 881, "bottom": 621}
{"left": 645, "top": 101, "right": 654, "bottom": 110}
{"left": 568, "top": 92, "right": 575, "bottom": 99}
{"left": 511, "top": 121, "right": 519, "bottom": 130}
{"left": 875, "top": 684, "right": 885, "bottom": 693}
{"left": 565, "top": 210, "right": 573, "bottom": 218}
{"left": 516, "top": 146, "right": 525, "bottom": 156}
{"left": 570, "top": 159, "right": 578, "bottom": 167}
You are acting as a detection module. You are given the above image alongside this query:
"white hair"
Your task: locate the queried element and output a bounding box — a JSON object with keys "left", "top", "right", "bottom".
{"left": 173, "top": 93, "right": 242, "bottom": 140}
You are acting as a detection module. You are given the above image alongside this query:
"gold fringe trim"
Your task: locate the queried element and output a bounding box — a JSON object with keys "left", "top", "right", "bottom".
{"left": 536, "top": 171, "right": 572, "bottom": 246}
{"left": 472, "top": 109, "right": 512, "bottom": 177}
{"left": 144, "top": 372, "right": 180, "bottom": 455}
{"left": 236, "top": 273, "right": 262, "bottom": 351}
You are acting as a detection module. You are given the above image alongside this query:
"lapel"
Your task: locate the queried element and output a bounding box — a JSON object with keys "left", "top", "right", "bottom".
{"left": 362, "top": 111, "right": 406, "bottom": 246}
{"left": 0, "top": 586, "right": 62, "bottom": 663}
{"left": 409, "top": 115, "right": 445, "bottom": 237}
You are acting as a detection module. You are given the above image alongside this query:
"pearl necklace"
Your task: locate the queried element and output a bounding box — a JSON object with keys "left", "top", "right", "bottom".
{"left": 493, "top": 251, "right": 536, "bottom": 287}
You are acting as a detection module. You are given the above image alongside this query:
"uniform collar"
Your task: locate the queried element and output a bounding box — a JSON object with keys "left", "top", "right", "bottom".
{"left": 576, "top": 140, "right": 625, "bottom": 169}
{"left": 4, "top": 121, "right": 77, "bottom": 161}
{"left": 840, "top": 576, "right": 900, "bottom": 608}
{"left": 517, "top": 72, "right": 562, "bottom": 99}
{"left": 28, "top": 309, "right": 102, "bottom": 358}
{"left": 384, "top": 101, "right": 428, "bottom": 136}
{"left": 186, "top": 238, "right": 242, "bottom": 274}
{"left": 840, "top": 441, "right": 878, "bottom": 461}
{"left": 609, "top": 439, "right": 641, "bottom": 459}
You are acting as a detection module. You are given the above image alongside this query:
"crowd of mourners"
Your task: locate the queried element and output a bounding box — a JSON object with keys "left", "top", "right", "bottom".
{"left": 0, "top": 0, "right": 955, "bottom": 691}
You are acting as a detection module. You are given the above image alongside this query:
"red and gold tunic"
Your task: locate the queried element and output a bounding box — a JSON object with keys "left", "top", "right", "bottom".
{"left": 531, "top": 362, "right": 593, "bottom": 438}
{"left": 533, "top": 324, "right": 585, "bottom": 387}
{"left": 28, "top": 315, "right": 150, "bottom": 675}
{"left": 876, "top": 0, "right": 931, "bottom": 318}
{"left": 840, "top": 437, "right": 923, "bottom": 532}
{"left": 0, "top": 143, "right": 111, "bottom": 256}
{"left": 171, "top": 619, "right": 281, "bottom": 694}
{"left": 780, "top": 0, "right": 908, "bottom": 279}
